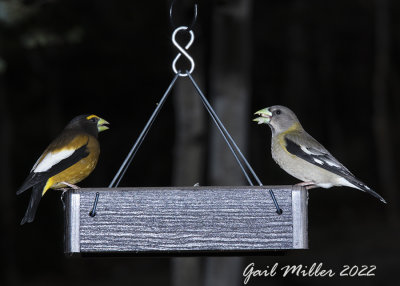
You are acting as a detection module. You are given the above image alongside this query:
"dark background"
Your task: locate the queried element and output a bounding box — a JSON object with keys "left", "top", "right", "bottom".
{"left": 1, "top": 0, "right": 399, "bottom": 285}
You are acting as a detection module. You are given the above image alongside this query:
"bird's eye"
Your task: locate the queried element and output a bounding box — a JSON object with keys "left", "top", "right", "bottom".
{"left": 90, "top": 117, "right": 97, "bottom": 123}
{"left": 275, "top": 110, "right": 281, "bottom": 115}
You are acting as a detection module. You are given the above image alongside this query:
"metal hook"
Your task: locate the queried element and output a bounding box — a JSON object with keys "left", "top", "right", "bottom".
{"left": 89, "top": 192, "right": 99, "bottom": 217}
{"left": 169, "top": 0, "right": 198, "bottom": 30}
{"left": 172, "top": 26, "right": 195, "bottom": 76}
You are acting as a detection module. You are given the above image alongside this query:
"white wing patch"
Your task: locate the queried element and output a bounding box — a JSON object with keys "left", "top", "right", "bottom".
{"left": 31, "top": 155, "right": 44, "bottom": 172}
{"left": 301, "top": 145, "right": 314, "bottom": 155}
{"left": 324, "top": 159, "right": 341, "bottom": 167}
{"left": 313, "top": 158, "right": 324, "bottom": 165}
{"left": 33, "top": 149, "right": 75, "bottom": 173}
{"left": 300, "top": 145, "right": 342, "bottom": 168}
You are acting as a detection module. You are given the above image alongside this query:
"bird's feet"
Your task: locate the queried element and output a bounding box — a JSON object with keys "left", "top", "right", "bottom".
{"left": 61, "top": 182, "right": 80, "bottom": 190}
{"left": 60, "top": 188, "right": 69, "bottom": 210}
{"left": 296, "top": 181, "right": 317, "bottom": 190}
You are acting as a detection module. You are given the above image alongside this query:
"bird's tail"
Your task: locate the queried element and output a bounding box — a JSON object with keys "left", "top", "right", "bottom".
{"left": 20, "top": 182, "right": 45, "bottom": 225}
{"left": 345, "top": 176, "right": 386, "bottom": 204}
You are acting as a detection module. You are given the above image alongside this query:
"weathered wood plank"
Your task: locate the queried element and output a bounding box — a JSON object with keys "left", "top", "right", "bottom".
{"left": 64, "top": 186, "right": 308, "bottom": 255}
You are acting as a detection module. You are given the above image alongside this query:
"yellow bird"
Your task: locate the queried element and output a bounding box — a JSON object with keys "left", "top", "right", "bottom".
{"left": 17, "top": 114, "right": 109, "bottom": 225}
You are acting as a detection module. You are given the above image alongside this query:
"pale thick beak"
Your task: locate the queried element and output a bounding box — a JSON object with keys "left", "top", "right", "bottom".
{"left": 253, "top": 108, "right": 272, "bottom": 125}
{"left": 97, "top": 117, "right": 110, "bottom": 132}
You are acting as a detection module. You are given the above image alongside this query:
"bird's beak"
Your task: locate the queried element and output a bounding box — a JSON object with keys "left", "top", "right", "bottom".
{"left": 97, "top": 117, "right": 110, "bottom": 132}
{"left": 253, "top": 108, "right": 272, "bottom": 125}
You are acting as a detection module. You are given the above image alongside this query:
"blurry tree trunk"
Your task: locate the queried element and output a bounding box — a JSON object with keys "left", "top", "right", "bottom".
{"left": 170, "top": 1, "right": 207, "bottom": 283}
{"left": 372, "top": 0, "right": 398, "bottom": 221}
{"left": 284, "top": 0, "right": 310, "bottom": 109}
{"left": 205, "top": 1, "right": 252, "bottom": 286}
{"left": 0, "top": 71, "right": 19, "bottom": 285}
{"left": 172, "top": 79, "right": 206, "bottom": 186}
{"left": 171, "top": 75, "right": 206, "bottom": 286}
{"left": 315, "top": 16, "right": 345, "bottom": 153}
{"left": 208, "top": 0, "right": 251, "bottom": 184}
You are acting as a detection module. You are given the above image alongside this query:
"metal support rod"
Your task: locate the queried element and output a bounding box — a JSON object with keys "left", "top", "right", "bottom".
{"left": 89, "top": 73, "right": 180, "bottom": 217}
{"left": 109, "top": 73, "right": 180, "bottom": 188}
{"left": 187, "top": 73, "right": 282, "bottom": 214}
{"left": 89, "top": 3, "right": 282, "bottom": 217}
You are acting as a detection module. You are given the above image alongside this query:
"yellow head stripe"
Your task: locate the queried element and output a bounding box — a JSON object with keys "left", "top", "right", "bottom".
{"left": 86, "top": 115, "right": 99, "bottom": 120}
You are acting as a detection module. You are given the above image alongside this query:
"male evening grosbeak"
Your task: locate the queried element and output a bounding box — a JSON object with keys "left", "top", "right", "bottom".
{"left": 17, "top": 114, "right": 110, "bottom": 225}
{"left": 254, "top": 105, "right": 386, "bottom": 203}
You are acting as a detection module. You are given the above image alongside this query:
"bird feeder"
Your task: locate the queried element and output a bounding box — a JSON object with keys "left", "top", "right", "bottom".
{"left": 64, "top": 3, "right": 309, "bottom": 256}
{"left": 64, "top": 186, "right": 307, "bottom": 255}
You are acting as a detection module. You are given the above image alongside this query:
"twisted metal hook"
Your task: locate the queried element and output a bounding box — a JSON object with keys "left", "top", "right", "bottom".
{"left": 169, "top": 0, "right": 198, "bottom": 30}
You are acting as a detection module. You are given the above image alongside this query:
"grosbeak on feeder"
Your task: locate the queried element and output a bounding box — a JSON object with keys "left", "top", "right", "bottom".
{"left": 17, "top": 114, "right": 109, "bottom": 225}
{"left": 254, "top": 105, "right": 385, "bottom": 203}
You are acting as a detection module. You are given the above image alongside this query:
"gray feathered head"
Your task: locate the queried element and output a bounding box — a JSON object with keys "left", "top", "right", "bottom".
{"left": 254, "top": 105, "right": 303, "bottom": 135}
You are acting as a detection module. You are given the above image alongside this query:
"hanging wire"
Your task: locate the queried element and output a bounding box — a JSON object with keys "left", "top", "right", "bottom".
{"left": 89, "top": 74, "right": 179, "bottom": 217}
{"left": 187, "top": 72, "right": 282, "bottom": 214}
{"left": 185, "top": 80, "right": 254, "bottom": 185}
{"left": 89, "top": 1, "right": 198, "bottom": 217}
{"left": 109, "top": 74, "right": 179, "bottom": 188}
{"left": 89, "top": 2, "right": 282, "bottom": 216}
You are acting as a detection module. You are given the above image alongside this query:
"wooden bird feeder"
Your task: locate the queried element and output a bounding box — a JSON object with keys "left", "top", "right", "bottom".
{"left": 63, "top": 3, "right": 309, "bottom": 256}
{"left": 64, "top": 186, "right": 308, "bottom": 255}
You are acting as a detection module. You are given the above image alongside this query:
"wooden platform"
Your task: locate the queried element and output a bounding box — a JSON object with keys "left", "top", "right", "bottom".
{"left": 64, "top": 186, "right": 308, "bottom": 255}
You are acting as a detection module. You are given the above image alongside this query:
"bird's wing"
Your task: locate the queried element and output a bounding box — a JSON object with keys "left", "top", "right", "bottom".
{"left": 16, "top": 140, "right": 90, "bottom": 195}
{"left": 283, "top": 131, "right": 354, "bottom": 179}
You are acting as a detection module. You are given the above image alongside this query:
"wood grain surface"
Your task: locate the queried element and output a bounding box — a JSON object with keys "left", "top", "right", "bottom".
{"left": 64, "top": 186, "right": 308, "bottom": 255}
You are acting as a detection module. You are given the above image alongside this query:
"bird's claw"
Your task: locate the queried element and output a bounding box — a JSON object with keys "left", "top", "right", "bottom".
{"left": 60, "top": 188, "right": 69, "bottom": 210}
{"left": 296, "top": 181, "right": 317, "bottom": 189}
{"left": 61, "top": 182, "right": 80, "bottom": 190}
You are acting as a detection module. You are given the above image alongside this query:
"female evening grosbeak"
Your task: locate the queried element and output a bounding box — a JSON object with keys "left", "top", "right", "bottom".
{"left": 17, "top": 114, "right": 110, "bottom": 225}
{"left": 254, "top": 105, "right": 386, "bottom": 203}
